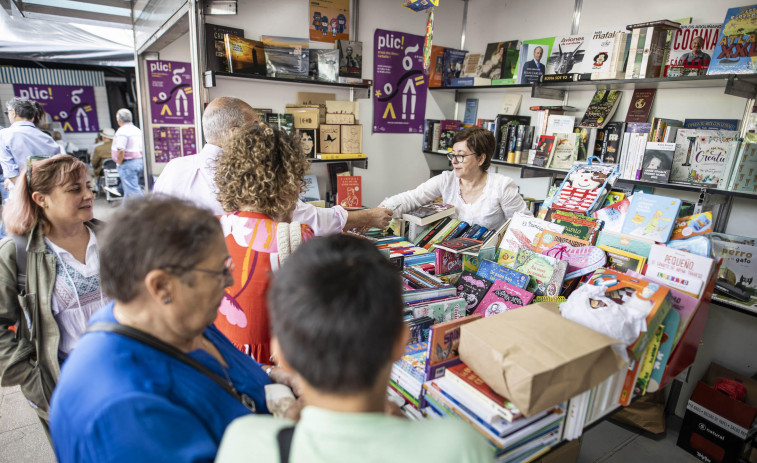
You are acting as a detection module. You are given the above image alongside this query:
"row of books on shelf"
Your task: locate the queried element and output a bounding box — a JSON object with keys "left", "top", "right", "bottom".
{"left": 430, "top": 4, "right": 756, "bottom": 89}
{"left": 369, "top": 166, "right": 755, "bottom": 457}
{"left": 423, "top": 91, "right": 755, "bottom": 193}
{"left": 206, "top": 23, "right": 364, "bottom": 83}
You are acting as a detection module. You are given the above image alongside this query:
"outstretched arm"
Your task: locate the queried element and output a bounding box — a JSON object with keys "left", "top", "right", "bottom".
{"left": 344, "top": 207, "right": 393, "bottom": 231}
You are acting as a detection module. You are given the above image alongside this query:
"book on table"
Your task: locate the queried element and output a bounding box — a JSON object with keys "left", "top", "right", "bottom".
{"left": 402, "top": 203, "right": 456, "bottom": 226}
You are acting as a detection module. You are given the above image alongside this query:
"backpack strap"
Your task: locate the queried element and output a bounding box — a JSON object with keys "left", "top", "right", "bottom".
{"left": 12, "top": 234, "right": 28, "bottom": 293}
{"left": 276, "top": 426, "right": 295, "bottom": 463}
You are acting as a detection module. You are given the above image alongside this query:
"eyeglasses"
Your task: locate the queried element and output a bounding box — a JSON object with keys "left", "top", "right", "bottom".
{"left": 446, "top": 151, "right": 477, "bottom": 163}
{"left": 26, "top": 155, "right": 51, "bottom": 185}
{"left": 165, "top": 256, "right": 234, "bottom": 280}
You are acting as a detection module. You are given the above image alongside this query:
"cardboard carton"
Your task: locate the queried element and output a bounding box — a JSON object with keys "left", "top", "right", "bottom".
{"left": 319, "top": 125, "right": 340, "bottom": 153}
{"left": 340, "top": 124, "right": 363, "bottom": 154}
{"left": 284, "top": 106, "right": 319, "bottom": 129}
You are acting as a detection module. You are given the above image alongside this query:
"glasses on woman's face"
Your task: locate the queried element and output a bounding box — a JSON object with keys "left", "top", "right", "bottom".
{"left": 446, "top": 151, "right": 476, "bottom": 163}
{"left": 166, "top": 256, "right": 234, "bottom": 281}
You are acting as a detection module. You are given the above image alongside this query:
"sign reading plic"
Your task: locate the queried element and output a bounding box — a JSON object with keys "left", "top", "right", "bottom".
{"left": 14, "top": 84, "right": 99, "bottom": 133}
{"left": 147, "top": 60, "right": 194, "bottom": 125}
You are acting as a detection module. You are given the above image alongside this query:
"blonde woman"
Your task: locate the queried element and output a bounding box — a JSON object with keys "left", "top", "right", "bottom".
{"left": 213, "top": 122, "right": 312, "bottom": 364}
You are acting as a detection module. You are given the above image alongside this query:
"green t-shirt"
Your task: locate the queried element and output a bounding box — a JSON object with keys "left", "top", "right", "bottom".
{"left": 217, "top": 406, "right": 494, "bottom": 463}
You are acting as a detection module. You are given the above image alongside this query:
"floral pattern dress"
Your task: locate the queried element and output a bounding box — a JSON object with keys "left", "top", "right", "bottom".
{"left": 214, "top": 211, "right": 313, "bottom": 363}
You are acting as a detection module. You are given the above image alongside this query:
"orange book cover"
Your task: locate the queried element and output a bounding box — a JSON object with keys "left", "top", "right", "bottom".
{"left": 336, "top": 175, "right": 361, "bottom": 209}
{"left": 428, "top": 45, "right": 448, "bottom": 87}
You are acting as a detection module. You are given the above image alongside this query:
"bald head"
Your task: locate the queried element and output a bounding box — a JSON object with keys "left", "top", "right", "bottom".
{"left": 202, "top": 97, "right": 258, "bottom": 145}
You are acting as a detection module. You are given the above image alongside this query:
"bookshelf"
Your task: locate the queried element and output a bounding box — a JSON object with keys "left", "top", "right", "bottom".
{"left": 203, "top": 70, "right": 372, "bottom": 92}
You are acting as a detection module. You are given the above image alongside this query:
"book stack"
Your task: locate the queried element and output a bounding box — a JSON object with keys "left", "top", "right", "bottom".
{"left": 624, "top": 20, "right": 681, "bottom": 79}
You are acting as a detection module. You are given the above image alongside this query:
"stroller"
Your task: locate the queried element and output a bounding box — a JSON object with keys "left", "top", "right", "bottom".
{"left": 100, "top": 159, "right": 123, "bottom": 203}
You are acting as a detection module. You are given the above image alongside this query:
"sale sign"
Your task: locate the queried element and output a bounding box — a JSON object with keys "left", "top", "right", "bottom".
{"left": 147, "top": 60, "right": 194, "bottom": 125}
{"left": 372, "top": 29, "right": 427, "bottom": 134}
{"left": 14, "top": 84, "right": 99, "bottom": 133}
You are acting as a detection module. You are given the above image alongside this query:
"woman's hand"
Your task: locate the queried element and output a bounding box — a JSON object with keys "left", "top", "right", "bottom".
{"left": 268, "top": 367, "right": 303, "bottom": 397}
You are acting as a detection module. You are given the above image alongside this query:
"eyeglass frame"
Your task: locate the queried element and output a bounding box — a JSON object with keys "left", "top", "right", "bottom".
{"left": 446, "top": 151, "right": 480, "bottom": 163}
{"left": 163, "top": 256, "right": 234, "bottom": 281}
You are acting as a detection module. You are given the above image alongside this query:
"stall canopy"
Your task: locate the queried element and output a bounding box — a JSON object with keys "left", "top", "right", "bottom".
{"left": 0, "top": 5, "right": 134, "bottom": 67}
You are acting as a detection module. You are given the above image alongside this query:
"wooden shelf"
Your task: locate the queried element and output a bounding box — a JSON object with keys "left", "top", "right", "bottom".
{"left": 310, "top": 156, "right": 368, "bottom": 163}
{"left": 203, "top": 70, "right": 372, "bottom": 90}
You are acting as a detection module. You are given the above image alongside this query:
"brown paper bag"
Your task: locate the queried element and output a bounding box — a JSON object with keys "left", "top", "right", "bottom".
{"left": 459, "top": 302, "right": 626, "bottom": 416}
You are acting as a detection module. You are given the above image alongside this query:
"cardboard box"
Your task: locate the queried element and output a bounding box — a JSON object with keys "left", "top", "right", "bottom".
{"left": 458, "top": 302, "right": 626, "bottom": 416}
{"left": 325, "top": 100, "right": 359, "bottom": 121}
{"left": 340, "top": 124, "right": 362, "bottom": 154}
{"left": 325, "top": 112, "right": 356, "bottom": 124}
{"left": 284, "top": 107, "right": 319, "bottom": 129}
{"left": 319, "top": 125, "right": 340, "bottom": 153}
{"left": 677, "top": 363, "right": 757, "bottom": 463}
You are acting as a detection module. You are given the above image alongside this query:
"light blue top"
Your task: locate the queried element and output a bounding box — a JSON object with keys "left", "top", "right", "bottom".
{"left": 50, "top": 302, "right": 271, "bottom": 463}
{"left": 0, "top": 121, "right": 60, "bottom": 178}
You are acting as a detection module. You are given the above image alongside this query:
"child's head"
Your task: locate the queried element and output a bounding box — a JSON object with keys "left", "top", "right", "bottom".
{"left": 268, "top": 235, "right": 406, "bottom": 394}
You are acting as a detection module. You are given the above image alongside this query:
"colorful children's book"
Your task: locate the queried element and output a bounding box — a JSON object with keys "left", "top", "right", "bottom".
{"left": 670, "top": 212, "right": 713, "bottom": 240}
{"left": 497, "top": 211, "right": 564, "bottom": 264}
{"left": 627, "top": 270, "right": 693, "bottom": 346}
{"left": 670, "top": 129, "right": 739, "bottom": 185}
{"left": 455, "top": 271, "right": 493, "bottom": 315}
{"left": 548, "top": 163, "right": 619, "bottom": 215}
{"left": 646, "top": 310, "right": 680, "bottom": 393}
{"left": 711, "top": 236, "right": 757, "bottom": 311}
{"left": 475, "top": 280, "right": 535, "bottom": 317}
{"left": 602, "top": 191, "right": 626, "bottom": 207}
{"left": 410, "top": 297, "right": 467, "bottom": 323}
{"left": 592, "top": 197, "right": 630, "bottom": 233}
{"left": 475, "top": 259, "right": 530, "bottom": 289}
{"left": 445, "top": 363, "right": 522, "bottom": 422}
{"left": 549, "top": 133, "right": 580, "bottom": 170}
{"left": 645, "top": 244, "right": 715, "bottom": 299}
{"left": 434, "top": 237, "right": 483, "bottom": 253}
{"left": 634, "top": 324, "right": 664, "bottom": 396}
{"left": 434, "top": 248, "right": 464, "bottom": 275}
{"left": 540, "top": 242, "right": 606, "bottom": 280}
{"left": 620, "top": 193, "right": 681, "bottom": 243}
{"left": 599, "top": 245, "right": 646, "bottom": 273}
{"left": 534, "top": 229, "right": 590, "bottom": 252}
{"left": 543, "top": 209, "right": 602, "bottom": 242}
{"left": 707, "top": 4, "right": 757, "bottom": 75}
{"left": 426, "top": 314, "right": 482, "bottom": 367}
{"left": 508, "top": 248, "right": 568, "bottom": 297}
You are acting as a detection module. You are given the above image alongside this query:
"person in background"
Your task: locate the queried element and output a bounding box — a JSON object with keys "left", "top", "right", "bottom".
{"left": 381, "top": 126, "right": 529, "bottom": 231}
{"left": 112, "top": 108, "right": 144, "bottom": 199}
{"left": 91, "top": 128, "right": 115, "bottom": 178}
{"left": 216, "top": 234, "right": 494, "bottom": 463}
{"left": 52, "top": 131, "right": 74, "bottom": 155}
{"left": 49, "top": 196, "right": 297, "bottom": 463}
{"left": 0, "top": 97, "right": 60, "bottom": 193}
{"left": 0, "top": 155, "right": 103, "bottom": 435}
{"left": 212, "top": 122, "right": 312, "bottom": 364}
{"left": 153, "top": 96, "right": 391, "bottom": 235}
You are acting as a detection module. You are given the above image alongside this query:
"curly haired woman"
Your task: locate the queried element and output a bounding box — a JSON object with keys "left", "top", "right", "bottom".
{"left": 213, "top": 122, "right": 313, "bottom": 364}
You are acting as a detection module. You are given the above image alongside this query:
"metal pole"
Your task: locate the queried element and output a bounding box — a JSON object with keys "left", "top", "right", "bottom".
{"left": 460, "top": 0, "right": 468, "bottom": 50}
{"left": 188, "top": 0, "right": 205, "bottom": 150}
{"left": 571, "top": 0, "right": 583, "bottom": 35}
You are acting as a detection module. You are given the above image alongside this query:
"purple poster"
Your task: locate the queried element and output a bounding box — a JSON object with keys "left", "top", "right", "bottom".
{"left": 147, "top": 60, "right": 194, "bottom": 125}
{"left": 14, "top": 84, "right": 99, "bottom": 133}
{"left": 181, "top": 126, "right": 197, "bottom": 156}
{"left": 373, "top": 29, "right": 427, "bottom": 134}
{"left": 152, "top": 126, "right": 183, "bottom": 163}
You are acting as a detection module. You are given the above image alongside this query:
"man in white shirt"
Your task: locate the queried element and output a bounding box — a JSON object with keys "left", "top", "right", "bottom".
{"left": 154, "top": 97, "right": 392, "bottom": 235}
{"left": 112, "top": 108, "right": 144, "bottom": 198}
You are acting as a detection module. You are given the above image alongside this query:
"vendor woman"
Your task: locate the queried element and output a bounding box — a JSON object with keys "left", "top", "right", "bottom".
{"left": 382, "top": 126, "right": 530, "bottom": 230}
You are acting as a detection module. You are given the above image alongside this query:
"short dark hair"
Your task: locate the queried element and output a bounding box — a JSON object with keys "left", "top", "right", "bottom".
{"left": 6, "top": 97, "right": 37, "bottom": 120}
{"left": 452, "top": 126, "right": 495, "bottom": 171}
{"left": 99, "top": 196, "right": 223, "bottom": 302}
{"left": 268, "top": 235, "right": 405, "bottom": 394}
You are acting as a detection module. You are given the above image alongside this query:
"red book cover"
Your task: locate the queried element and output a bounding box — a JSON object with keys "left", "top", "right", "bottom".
{"left": 625, "top": 89, "right": 656, "bottom": 123}
{"left": 336, "top": 176, "right": 362, "bottom": 209}
{"left": 447, "top": 363, "right": 508, "bottom": 406}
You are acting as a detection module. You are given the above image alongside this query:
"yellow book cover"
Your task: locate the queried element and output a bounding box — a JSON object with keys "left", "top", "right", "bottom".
{"left": 599, "top": 245, "right": 646, "bottom": 273}
{"left": 635, "top": 324, "right": 664, "bottom": 396}
{"left": 223, "top": 34, "right": 266, "bottom": 75}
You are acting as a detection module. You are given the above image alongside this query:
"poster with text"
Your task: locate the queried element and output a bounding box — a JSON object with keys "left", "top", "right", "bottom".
{"left": 309, "top": 0, "right": 349, "bottom": 44}
{"left": 14, "top": 84, "right": 98, "bottom": 133}
{"left": 148, "top": 60, "right": 194, "bottom": 125}
{"left": 152, "top": 126, "right": 182, "bottom": 163}
{"left": 373, "top": 29, "right": 427, "bottom": 134}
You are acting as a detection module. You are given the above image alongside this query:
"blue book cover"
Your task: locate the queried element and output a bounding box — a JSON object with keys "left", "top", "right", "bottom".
{"left": 475, "top": 259, "right": 529, "bottom": 289}
{"left": 463, "top": 98, "right": 479, "bottom": 125}
{"left": 683, "top": 119, "right": 739, "bottom": 131}
{"left": 448, "top": 77, "right": 475, "bottom": 87}
{"left": 620, "top": 193, "right": 681, "bottom": 243}
{"left": 707, "top": 5, "right": 757, "bottom": 75}
{"left": 442, "top": 49, "right": 467, "bottom": 86}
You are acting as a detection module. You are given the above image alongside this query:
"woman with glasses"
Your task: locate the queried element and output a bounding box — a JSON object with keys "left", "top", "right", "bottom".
{"left": 49, "top": 196, "right": 278, "bottom": 463}
{"left": 382, "top": 127, "right": 530, "bottom": 230}
{"left": 213, "top": 122, "right": 313, "bottom": 366}
{"left": 0, "top": 154, "right": 103, "bottom": 434}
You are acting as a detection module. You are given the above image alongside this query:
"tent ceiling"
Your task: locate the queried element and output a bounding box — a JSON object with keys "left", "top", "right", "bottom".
{"left": 1, "top": 0, "right": 133, "bottom": 28}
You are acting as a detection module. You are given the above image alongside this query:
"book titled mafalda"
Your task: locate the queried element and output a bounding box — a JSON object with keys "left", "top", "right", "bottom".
{"left": 337, "top": 40, "right": 362, "bottom": 79}
{"left": 224, "top": 34, "right": 266, "bottom": 75}
{"left": 262, "top": 36, "right": 309, "bottom": 78}
{"left": 665, "top": 24, "right": 720, "bottom": 77}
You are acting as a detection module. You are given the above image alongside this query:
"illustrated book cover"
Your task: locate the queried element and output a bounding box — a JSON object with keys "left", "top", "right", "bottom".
{"left": 625, "top": 89, "right": 656, "bottom": 123}
{"left": 206, "top": 24, "right": 244, "bottom": 72}
{"left": 336, "top": 175, "right": 361, "bottom": 209}
{"left": 545, "top": 34, "right": 587, "bottom": 75}
{"left": 664, "top": 24, "right": 720, "bottom": 77}
{"left": 224, "top": 34, "right": 266, "bottom": 75}
{"left": 707, "top": 5, "right": 757, "bottom": 75}
{"left": 645, "top": 244, "right": 715, "bottom": 298}
{"left": 497, "top": 211, "right": 564, "bottom": 264}
{"left": 475, "top": 259, "right": 530, "bottom": 289}
{"left": 262, "top": 35, "right": 309, "bottom": 77}
{"left": 337, "top": 40, "right": 362, "bottom": 79}
{"left": 507, "top": 248, "right": 568, "bottom": 297}
{"left": 670, "top": 129, "right": 739, "bottom": 185}
{"left": 640, "top": 142, "right": 676, "bottom": 182}
{"left": 579, "top": 90, "right": 622, "bottom": 129}
{"left": 455, "top": 271, "right": 493, "bottom": 316}
{"left": 620, "top": 193, "right": 681, "bottom": 243}
{"left": 475, "top": 280, "right": 535, "bottom": 318}
{"left": 426, "top": 314, "right": 483, "bottom": 367}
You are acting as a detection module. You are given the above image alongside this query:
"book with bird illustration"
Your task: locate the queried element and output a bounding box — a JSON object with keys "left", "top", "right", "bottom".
{"left": 620, "top": 193, "right": 681, "bottom": 243}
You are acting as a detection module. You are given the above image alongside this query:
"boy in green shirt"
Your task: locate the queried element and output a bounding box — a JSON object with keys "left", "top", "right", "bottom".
{"left": 217, "top": 235, "right": 493, "bottom": 463}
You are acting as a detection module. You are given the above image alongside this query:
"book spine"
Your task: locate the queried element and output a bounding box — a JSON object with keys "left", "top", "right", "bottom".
{"left": 624, "top": 28, "right": 641, "bottom": 79}
{"left": 431, "top": 122, "right": 442, "bottom": 151}
{"left": 634, "top": 324, "right": 664, "bottom": 396}
{"left": 417, "top": 217, "right": 451, "bottom": 248}
{"left": 717, "top": 139, "right": 742, "bottom": 190}
{"left": 445, "top": 369, "right": 516, "bottom": 421}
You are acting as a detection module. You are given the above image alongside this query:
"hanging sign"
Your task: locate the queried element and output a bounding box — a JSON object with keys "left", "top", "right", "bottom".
{"left": 14, "top": 84, "right": 99, "bottom": 133}
{"left": 147, "top": 60, "right": 194, "bottom": 125}
{"left": 373, "top": 29, "right": 427, "bottom": 134}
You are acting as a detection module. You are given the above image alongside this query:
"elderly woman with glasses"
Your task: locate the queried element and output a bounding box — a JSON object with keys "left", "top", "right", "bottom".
{"left": 0, "top": 154, "right": 102, "bottom": 435}
{"left": 382, "top": 127, "right": 530, "bottom": 231}
{"left": 49, "top": 196, "right": 278, "bottom": 463}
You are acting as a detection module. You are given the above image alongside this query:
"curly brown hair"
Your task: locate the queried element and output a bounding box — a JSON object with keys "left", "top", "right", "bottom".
{"left": 215, "top": 122, "right": 308, "bottom": 220}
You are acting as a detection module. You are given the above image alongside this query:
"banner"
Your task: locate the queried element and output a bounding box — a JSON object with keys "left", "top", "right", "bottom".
{"left": 309, "top": 0, "right": 349, "bottom": 44}
{"left": 14, "top": 84, "right": 98, "bottom": 133}
{"left": 373, "top": 29, "right": 427, "bottom": 134}
{"left": 147, "top": 60, "right": 194, "bottom": 125}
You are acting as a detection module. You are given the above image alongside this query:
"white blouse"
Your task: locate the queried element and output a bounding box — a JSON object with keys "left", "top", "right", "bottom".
{"left": 381, "top": 170, "right": 531, "bottom": 231}
{"left": 45, "top": 227, "right": 107, "bottom": 358}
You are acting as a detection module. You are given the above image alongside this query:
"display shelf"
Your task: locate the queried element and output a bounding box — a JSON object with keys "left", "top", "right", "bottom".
{"left": 310, "top": 156, "right": 368, "bottom": 163}
{"left": 203, "top": 70, "right": 372, "bottom": 90}
{"left": 711, "top": 295, "right": 757, "bottom": 318}
{"left": 427, "top": 74, "right": 757, "bottom": 99}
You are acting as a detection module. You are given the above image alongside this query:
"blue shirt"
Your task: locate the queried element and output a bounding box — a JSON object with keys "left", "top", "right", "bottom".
{"left": 50, "top": 302, "right": 271, "bottom": 463}
{"left": 0, "top": 121, "right": 60, "bottom": 178}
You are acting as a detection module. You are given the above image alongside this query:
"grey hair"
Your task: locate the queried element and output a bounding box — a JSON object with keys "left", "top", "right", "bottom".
{"left": 116, "top": 108, "right": 133, "bottom": 123}
{"left": 202, "top": 97, "right": 250, "bottom": 144}
{"left": 6, "top": 97, "right": 37, "bottom": 120}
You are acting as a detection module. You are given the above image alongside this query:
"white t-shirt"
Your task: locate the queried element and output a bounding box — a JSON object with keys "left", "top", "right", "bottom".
{"left": 381, "top": 170, "right": 530, "bottom": 231}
